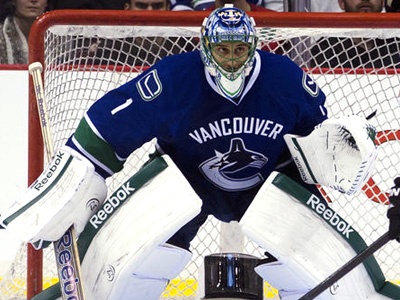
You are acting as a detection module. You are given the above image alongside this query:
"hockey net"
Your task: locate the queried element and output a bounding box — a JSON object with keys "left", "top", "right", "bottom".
{"left": 1, "top": 10, "right": 400, "bottom": 300}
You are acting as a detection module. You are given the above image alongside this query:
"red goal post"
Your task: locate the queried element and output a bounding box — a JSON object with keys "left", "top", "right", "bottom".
{"left": 15, "top": 9, "right": 400, "bottom": 300}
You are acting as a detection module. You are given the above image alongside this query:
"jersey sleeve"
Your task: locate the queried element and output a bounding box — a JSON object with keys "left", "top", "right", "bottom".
{"left": 66, "top": 56, "right": 183, "bottom": 178}
{"left": 261, "top": 52, "right": 328, "bottom": 136}
{"left": 296, "top": 71, "right": 327, "bottom": 135}
{"left": 283, "top": 56, "right": 327, "bottom": 136}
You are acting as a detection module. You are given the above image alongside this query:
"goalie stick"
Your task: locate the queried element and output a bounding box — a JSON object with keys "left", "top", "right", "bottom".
{"left": 29, "top": 62, "right": 86, "bottom": 300}
{"left": 299, "top": 231, "right": 391, "bottom": 300}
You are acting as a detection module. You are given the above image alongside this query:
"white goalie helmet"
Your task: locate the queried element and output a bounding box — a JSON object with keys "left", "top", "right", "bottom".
{"left": 200, "top": 6, "right": 258, "bottom": 100}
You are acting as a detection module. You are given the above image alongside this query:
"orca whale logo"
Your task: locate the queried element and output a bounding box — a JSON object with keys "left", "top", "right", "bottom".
{"left": 200, "top": 138, "right": 268, "bottom": 191}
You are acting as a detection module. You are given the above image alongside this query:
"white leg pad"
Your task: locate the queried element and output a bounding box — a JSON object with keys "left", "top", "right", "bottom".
{"left": 80, "top": 155, "right": 202, "bottom": 300}
{"left": 118, "top": 277, "right": 167, "bottom": 300}
{"left": 255, "top": 261, "right": 311, "bottom": 300}
{"left": 240, "top": 172, "right": 394, "bottom": 300}
{"left": 108, "top": 244, "right": 192, "bottom": 300}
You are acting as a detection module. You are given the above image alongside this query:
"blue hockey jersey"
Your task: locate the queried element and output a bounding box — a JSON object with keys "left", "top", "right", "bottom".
{"left": 67, "top": 49, "right": 327, "bottom": 222}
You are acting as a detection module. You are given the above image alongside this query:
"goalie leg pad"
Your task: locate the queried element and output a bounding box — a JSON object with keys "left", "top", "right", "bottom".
{"left": 79, "top": 155, "right": 202, "bottom": 300}
{"left": 240, "top": 172, "right": 393, "bottom": 300}
{"left": 0, "top": 146, "right": 107, "bottom": 247}
{"left": 108, "top": 244, "right": 192, "bottom": 300}
{"left": 255, "top": 261, "right": 310, "bottom": 300}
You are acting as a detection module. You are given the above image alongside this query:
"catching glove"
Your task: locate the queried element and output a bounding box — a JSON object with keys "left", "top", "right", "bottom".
{"left": 387, "top": 177, "right": 400, "bottom": 242}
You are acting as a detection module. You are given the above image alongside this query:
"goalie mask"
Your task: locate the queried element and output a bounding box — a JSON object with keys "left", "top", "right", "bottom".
{"left": 284, "top": 115, "right": 378, "bottom": 195}
{"left": 200, "top": 6, "right": 258, "bottom": 100}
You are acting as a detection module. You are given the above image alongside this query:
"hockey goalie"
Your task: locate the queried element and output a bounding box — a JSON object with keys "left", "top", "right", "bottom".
{"left": 2, "top": 5, "right": 400, "bottom": 300}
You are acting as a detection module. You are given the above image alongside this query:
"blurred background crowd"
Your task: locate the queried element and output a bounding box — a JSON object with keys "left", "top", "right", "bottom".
{"left": 0, "top": 0, "right": 399, "bottom": 64}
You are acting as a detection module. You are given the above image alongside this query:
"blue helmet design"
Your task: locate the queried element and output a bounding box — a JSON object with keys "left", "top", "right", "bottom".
{"left": 200, "top": 7, "right": 258, "bottom": 100}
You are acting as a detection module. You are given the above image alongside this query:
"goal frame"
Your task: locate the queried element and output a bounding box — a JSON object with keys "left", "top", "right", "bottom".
{"left": 27, "top": 10, "right": 400, "bottom": 299}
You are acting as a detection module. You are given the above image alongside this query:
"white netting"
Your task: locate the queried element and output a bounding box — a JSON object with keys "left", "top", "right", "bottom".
{"left": 1, "top": 14, "right": 400, "bottom": 300}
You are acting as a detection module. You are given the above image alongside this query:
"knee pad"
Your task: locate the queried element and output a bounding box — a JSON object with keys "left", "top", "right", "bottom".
{"left": 255, "top": 260, "right": 311, "bottom": 300}
{"left": 108, "top": 244, "right": 192, "bottom": 300}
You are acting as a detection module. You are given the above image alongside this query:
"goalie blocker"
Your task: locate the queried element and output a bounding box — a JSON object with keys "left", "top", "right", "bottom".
{"left": 0, "top": 146, "right": 108, "bottom": 248}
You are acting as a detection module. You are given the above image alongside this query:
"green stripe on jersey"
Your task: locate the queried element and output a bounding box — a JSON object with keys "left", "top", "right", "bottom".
{"left": 74, "top": 118, "right": 124, "bottom": 174}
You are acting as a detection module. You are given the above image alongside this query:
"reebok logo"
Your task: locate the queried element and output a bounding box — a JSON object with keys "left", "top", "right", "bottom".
{"left": 34, "top": 151, "right": 65, "bottom": 191}
{"left": 36, "top": 86, "right": 47, "bottom": 127}
{"left": 89, "top": 182, "right": 135, "bottom": 229}
{"left": 56, "top": 230, "right": 81, "bottom": 299}
{"left": 294, "top": 156, "right": 308, "bottom": 182}
{"left": 306, "top": 195, "right": 354, "bottom": 239}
